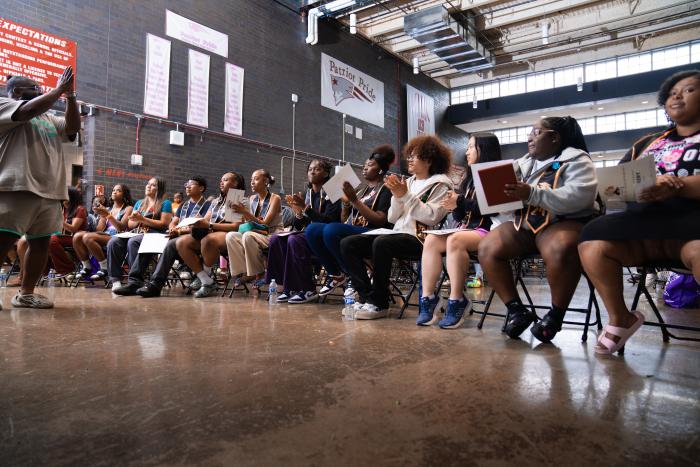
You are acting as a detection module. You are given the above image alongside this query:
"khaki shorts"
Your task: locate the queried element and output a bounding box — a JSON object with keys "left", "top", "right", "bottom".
{"left": 0, "top": 191, "right": 63, "bottom": 239}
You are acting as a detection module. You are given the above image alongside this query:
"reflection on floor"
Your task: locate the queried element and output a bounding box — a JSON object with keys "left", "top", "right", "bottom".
{"left": 1, "top": 278, "right": 699, "bottom": 466}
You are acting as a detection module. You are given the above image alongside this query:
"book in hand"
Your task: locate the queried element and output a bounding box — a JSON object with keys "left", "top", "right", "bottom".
{"left": 471, "top": 160, "right": 524, "bottom": 215}
{"left": 596, "top": 156, "right": 656, "bottom": 207}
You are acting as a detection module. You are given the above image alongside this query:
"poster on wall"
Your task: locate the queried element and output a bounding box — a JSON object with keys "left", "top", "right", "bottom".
{"left": 0, "top": 17, "right": 77, "bottom": 91}
{"left": 406, "top": 84, "right": 435, "bottom": 139}
{"left": 321, "top": 53, "right": 384, "bottom": 128}
{"left": 187, "top": 49, "right": 210, "bottom": 128}
{"left": 165, "top": 10, "right": 228, "bottom": 58}
{"left": 143, "top": 34, "right": 171, "bottom": 119}
{"left": 224, "top": 63, "right": 244, "bottom": 136}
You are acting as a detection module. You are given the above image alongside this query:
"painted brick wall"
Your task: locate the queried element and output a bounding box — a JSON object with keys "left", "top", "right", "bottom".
{"left": 3, "top": 0, "right": 466, "bottom": 199}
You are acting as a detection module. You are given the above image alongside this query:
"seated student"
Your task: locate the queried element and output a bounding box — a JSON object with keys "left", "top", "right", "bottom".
{"left": 305, "top": 146, "right": 395, "bottom": 297}
{"left": 419, "top": 133, "right": 502, "bottom": 329}
{"left": 72, "top": 184, "right": 133, "bottom": 280}
{"left": 340, "top": 135, "right": 453, "bottom": 319}
{"left": 265, "top": 159, "right": 341, "bottom": 304}
{"left": 113, "top": 177, "right": 209, "bottom": 295}
{"left": 225, "top": 169, "right": 283, "bottom": 289}
{"left": 107, "top": 177, "right": 173, "bottom": 292}
{"left": 46, "top": 187, "right": 87, "bottom": 277}
{"left": 136, "top": 172, "right": 245, "bottom": 298}
{"left": 86, "top": 194, "right": 106, "bottom": 232}
{"left": 478, "top": 116, "right": 598, "bottom": 342}
{"left": 579, "top": 70, "right": 700, "bottom": 355}
{"left": 171, "top": 191, "right": 183, "bottom": 214}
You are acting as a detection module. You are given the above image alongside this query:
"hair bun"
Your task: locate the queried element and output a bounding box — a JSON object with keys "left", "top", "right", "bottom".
{"left": 268, "top": 176, "right": 276, "bottom": 186}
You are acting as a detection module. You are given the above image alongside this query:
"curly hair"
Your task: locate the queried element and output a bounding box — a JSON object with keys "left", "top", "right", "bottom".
{"left": 402, "top": 135, "right": 452, "bottom": 175}
{"left": 369, "top": 145, "right": 395, "bottom": 173}
{"left": 657, "top": 69, "right": 700, "bottom": 107}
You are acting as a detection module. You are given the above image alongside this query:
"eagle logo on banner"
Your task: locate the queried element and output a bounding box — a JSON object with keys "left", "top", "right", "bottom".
{"left": 331, "top": 75, "right": 372, "bottom": 106}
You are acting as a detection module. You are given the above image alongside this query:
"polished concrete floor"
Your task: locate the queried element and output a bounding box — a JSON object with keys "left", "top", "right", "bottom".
{"left": 0, "top": 279, "right": 699, "bottom": 466}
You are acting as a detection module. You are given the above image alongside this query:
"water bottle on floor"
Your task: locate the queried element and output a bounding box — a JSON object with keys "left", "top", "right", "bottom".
{"left": 47, "top": 269, "right": 56, "bottom": 288}
{"left": 0, "top": 267, "right": 8, "bottom": 288}
{"left": 268, "top": 279, "right": 278, "bottom": 305}
{"left": 342, "top": 292, "right": 355, "bottom": 320}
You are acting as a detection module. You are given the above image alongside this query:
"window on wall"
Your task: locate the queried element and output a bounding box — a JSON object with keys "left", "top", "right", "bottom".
{"left": 554, "top": 66, "right": 584, "bottom": 87}
{"left": 617, "top": 52, "right": 652, "bottom": 77}
{"left": 500, "top": 77, "right": 526, "bottom": 97}
{"left": 653, "top": 45, "right": 690, "bottom": 70}
{"left": 526, "top": 71, "right": 554, "bottom": 92}
{"left": 626, "top": 110, "right": 659, "bottom": 130}
{"left": 693, "top": 42, "right": 700, "bottom": 63}
{"left": 578, "top": 117, "right": 596, "bottom": 135}
{"left": 596, "top": 114, "right": 626, "bottom": 133}
{"left": 585, "top": 59, "right": 617, "bottom": 82}
{"left": 657, "top": 108, "right": 669, "bottom": 126}
{"left": 517, "top": 126, "right": 531, "bottom": 143}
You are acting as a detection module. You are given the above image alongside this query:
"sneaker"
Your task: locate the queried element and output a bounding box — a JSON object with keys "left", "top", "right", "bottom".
{"left": 530, "top": 310, "right": 564, "bottom": 343}
{"left": 319, "top": 275, "right": 346, "bottom": 296}
{"left": 288, "top": 291, "right": 319, "bottom": 304}
{"left": 354, "top": 303, "right": 388, "bottom": 320}
{"left": 111, "top": 281, "right": 123, "bottom": 292}
{"left": 277, "top": 291, "right": 291, "bottom": 302}
{"left": 136, "top": 283, "right": 162, "bottom": 298}
{"left": 75, "top": 267, "right": 91, "bottom": 279}
{"left": 194, "top": 282, "right": 218, "bottom": 298}
{"left": 439, "top": 296, "right": 472, "bottom": 329}
{"left": 416, "top": 295, "right": 440, "bottom": 326}
{"left": 112, "top": 283, "right": 141, "bottom": 296}
{"left": 188, "top": 277, "right": 202, "bottom": 291}
{"left": 91, "top": 269, "right": 108, "bottom": 281}
{"left": 352, "top": 301, "right": 366, "bottom": 310}
{"left": 11, "top": 293, "right": 54, "bottom": 309}
{"left": 466, "top": 277, "right": 483, "bottom": 288}
{"left": 504, "top": 305, "right": 537, "bottom": 339}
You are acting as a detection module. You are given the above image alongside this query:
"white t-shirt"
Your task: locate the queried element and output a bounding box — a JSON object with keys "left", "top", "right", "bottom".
{"left": 0, "top": 97, "right": 72, "bottom": 200}
{"left": 532, "top": 156, "right": 556, "bottom": 173}
{"left": 410, "top": 177, "right": 433, "bottom": 194}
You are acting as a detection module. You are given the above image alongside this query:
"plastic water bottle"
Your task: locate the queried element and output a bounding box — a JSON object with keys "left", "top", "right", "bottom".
{"left": 342, "top": 293, "right": 356, "bottom": 320}
{"left": 0, "top": 267, "right": 7, "bottom": 288}
{"left": 268, "top": 279, "right": 278, "bottom": 304}
{"left": 47, "top": 269, "right": 56, "bottom": 287}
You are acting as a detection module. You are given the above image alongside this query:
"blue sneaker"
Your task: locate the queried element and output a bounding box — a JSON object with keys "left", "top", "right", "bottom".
{"left": 416, "top": 295, "right": 440, "bottom": 326}
{"left": 439, "top": 296, "right": 472, "bottom": 329}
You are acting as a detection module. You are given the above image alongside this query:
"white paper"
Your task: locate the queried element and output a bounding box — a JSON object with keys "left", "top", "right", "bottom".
{"left": 596, "top": 156, "right": 656, "bottom": 204}
{"left": 176, "top": 217, "right": 202, "bottom": 229}
{"left": 224, "top": 189, "right": 246, "bottom": 222}
{"left": 115, "top": 232, "right": 141, "bottom": 239}
{"left": 422, "top": 228, "right": 464, "bottom": 235}
{"left": 472, "top": 160, "right": 524, "bottom": 215}
{"left": 137, "top": 233, "right": 169, "bottom": 254}
{"left": 361, "top": 228, "right": 401, "bottom": 235}
{"left": 187, "top": 49, "right": 210, "bottom": 128}
{"left": 323, "top": 164, "right": 362, "bottom": 203}
{"left": 143, "top": 34, "right": 171, "bottom": 118}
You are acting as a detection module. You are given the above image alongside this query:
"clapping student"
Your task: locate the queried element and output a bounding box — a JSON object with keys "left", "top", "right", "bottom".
{"left": 579, "top": 70, "right": 700, "bottom": 355}
{"left": 340, "top": 135, "right": 453, "bottom": 319}
{"left": 478, "top": 117, "right": 598, "bottom": 342}
{"left": 225, "top": 169, "right": 283, "bottom": 290}
{"left": 305, "top": 146, "right": 395, "bottom": 297}
{"left": 265, "top": 160, "right": 341, "bottom": 304}
{"left": 47, "top": 187, "right": 87, "bottom": 277}
{"left": 419, "top": 133, "right": 502, "bottom": 329}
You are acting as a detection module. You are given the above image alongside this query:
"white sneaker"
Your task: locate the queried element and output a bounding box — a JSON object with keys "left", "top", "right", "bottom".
{"left": 111, "top": 281, "right": 123, "bottom": 292}
{"left": 352, "top": 301, "right": 366, "bottom": 310}
{"left": 319, "top": 275, "right": 347, "bottom": 296}
{"left": 288, "top": 291, "right": 319, "bottom": 304}
{"left": 354, "top": 303, "right": 388, "bottom": 320}
{"left": 277, "top": 292, "right": 290, "bottom": 303}
{"left": 11, "top": 293, "right": 54, "bottom": 309}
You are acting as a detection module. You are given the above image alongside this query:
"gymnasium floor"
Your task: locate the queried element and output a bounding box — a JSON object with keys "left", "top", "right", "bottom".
{"left": 1, "top": 279, "right": 699, "bottom": 466}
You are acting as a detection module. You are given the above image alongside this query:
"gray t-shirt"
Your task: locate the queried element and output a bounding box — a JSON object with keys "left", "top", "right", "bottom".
{"left": 0, "top": 97, "right": 71, "bottom": 200}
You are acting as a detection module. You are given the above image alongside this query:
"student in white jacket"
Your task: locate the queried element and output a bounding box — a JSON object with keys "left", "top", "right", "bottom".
{"left": 340, "top": 136, "right": 453, "bottom": 319}
{"left": 478, "top": 116, "right": 599, "bottom": 343}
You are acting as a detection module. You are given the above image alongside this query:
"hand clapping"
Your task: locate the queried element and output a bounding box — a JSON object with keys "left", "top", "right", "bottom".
{"left": 385, "top": 174, "right": 408, "bottom": 198}
{"left": 440, "top": 191, "right": 458, "bottom": 211}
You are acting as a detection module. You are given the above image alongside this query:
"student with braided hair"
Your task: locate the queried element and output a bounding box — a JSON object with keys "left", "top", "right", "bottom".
{"left": 478, "top": 116, "right": 599, "bottom": 343}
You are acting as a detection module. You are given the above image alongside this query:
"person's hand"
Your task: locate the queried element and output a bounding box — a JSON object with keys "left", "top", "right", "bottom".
{"left": 56, "top": 66, "right": 74, "bottom": 95}
{"left": 342, "top": 182, "right": 358, "bottom": 203}
{"left": 194, "top": 218, "right": 209, "bottom": 228}
{"left": 94, "top": 205, "right": 110, "bottom": 217}
{"left": 385, "top": 174, "right": 408, "bottom": 198}
{"left": 638, "top": 174, "right": 684, "bottom": 203}
{"left": 503, "top": 182, "right": 532, "bottom": 201}
{"left": 440, "top": 191, "right": 458, "bottom": 211}
{"left": 130, "top": 211, "right": 144, "bottom": 222}
{"left": 232, "top": 202, "right": 250, "bottom": 215}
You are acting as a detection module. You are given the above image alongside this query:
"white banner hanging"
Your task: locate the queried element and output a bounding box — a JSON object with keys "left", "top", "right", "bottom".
{"left": 224, "top": 63, "right": 244, "bottom": 136}
{"left": 406, "top": 84, "right": 435, "bottom": 139}
{"left": 321, "top": 53, "right": 384, "bottom": 128}
{"left": 187, "top": 49, "right": 210, "bottom": 128}
{"left": 143, "top": 34, "right": 171, "bottom": 119}
{"left": 165, "top": 10, "right": 228, "bottom": 58}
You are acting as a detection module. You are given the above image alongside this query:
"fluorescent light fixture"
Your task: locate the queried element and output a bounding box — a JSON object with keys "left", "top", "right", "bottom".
{"left": 641, "top": 100, "right": 649, "bottom": 104}
{"left": 324, "top": 0, "right": 355, "bottom": 13}
{"left": 597, "top": 107, "right": 604, "bottom": 110}
{"left": 412, "top": 57, "right": 419, "bottom": 75}
{"left": 349, "top": 13, "right": 357, "bottom": 34}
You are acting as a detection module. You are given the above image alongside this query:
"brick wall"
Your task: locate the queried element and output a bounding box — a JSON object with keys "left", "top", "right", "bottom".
{"left": 4, "top": 0, "right": 466, "bottom": 199}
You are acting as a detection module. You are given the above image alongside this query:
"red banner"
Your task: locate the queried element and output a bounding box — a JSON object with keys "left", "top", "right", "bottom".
{"left": 0, "top": 17, "right": 77, "bottom": 91}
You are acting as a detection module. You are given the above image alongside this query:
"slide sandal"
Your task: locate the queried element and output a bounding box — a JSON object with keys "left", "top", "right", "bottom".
{"left": 595, "top": 310, "right": 645, "bottom": 355}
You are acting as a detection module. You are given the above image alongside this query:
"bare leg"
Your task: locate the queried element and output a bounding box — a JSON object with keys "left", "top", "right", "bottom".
{"left": 420, "top": 234, "right": 447, "bottom": 297}
{"left": 535, "top": 221, "right": 584, "bottom": 309}
{"left": 478, "top": 222, "right": 536, "bottom": 304}
{"left": 176, "top": 235, "right": 204, "bottom": 273}
{"left": 446, "top": 231, "right": 483, "bottom": 300}
{"left": 15, "top": 237, "right": 28, "bottom": 284}
{"left": 200, "top": 232, "right": 227, "bottom": 271}
{"left": 0, "top": 232, "right": 20, "bottom": 271}
{"left": 71, "top": 231, "right": 89, "bottom": 261}
{"left": 680, "top": 240, "right": 700, "bottom": 284}
{"left": 84, "top": 233, "right": 110, "bottom": 261}
{"left": 21, "top": 236, "right": 51, "bottom": 295}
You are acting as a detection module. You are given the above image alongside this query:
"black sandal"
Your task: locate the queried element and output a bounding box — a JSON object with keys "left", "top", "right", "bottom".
{"left": 530, "top": 311, "right": 563, "bottom": 343}
{"left": 504, "top": 306, "right": 537, "bottom": 339}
